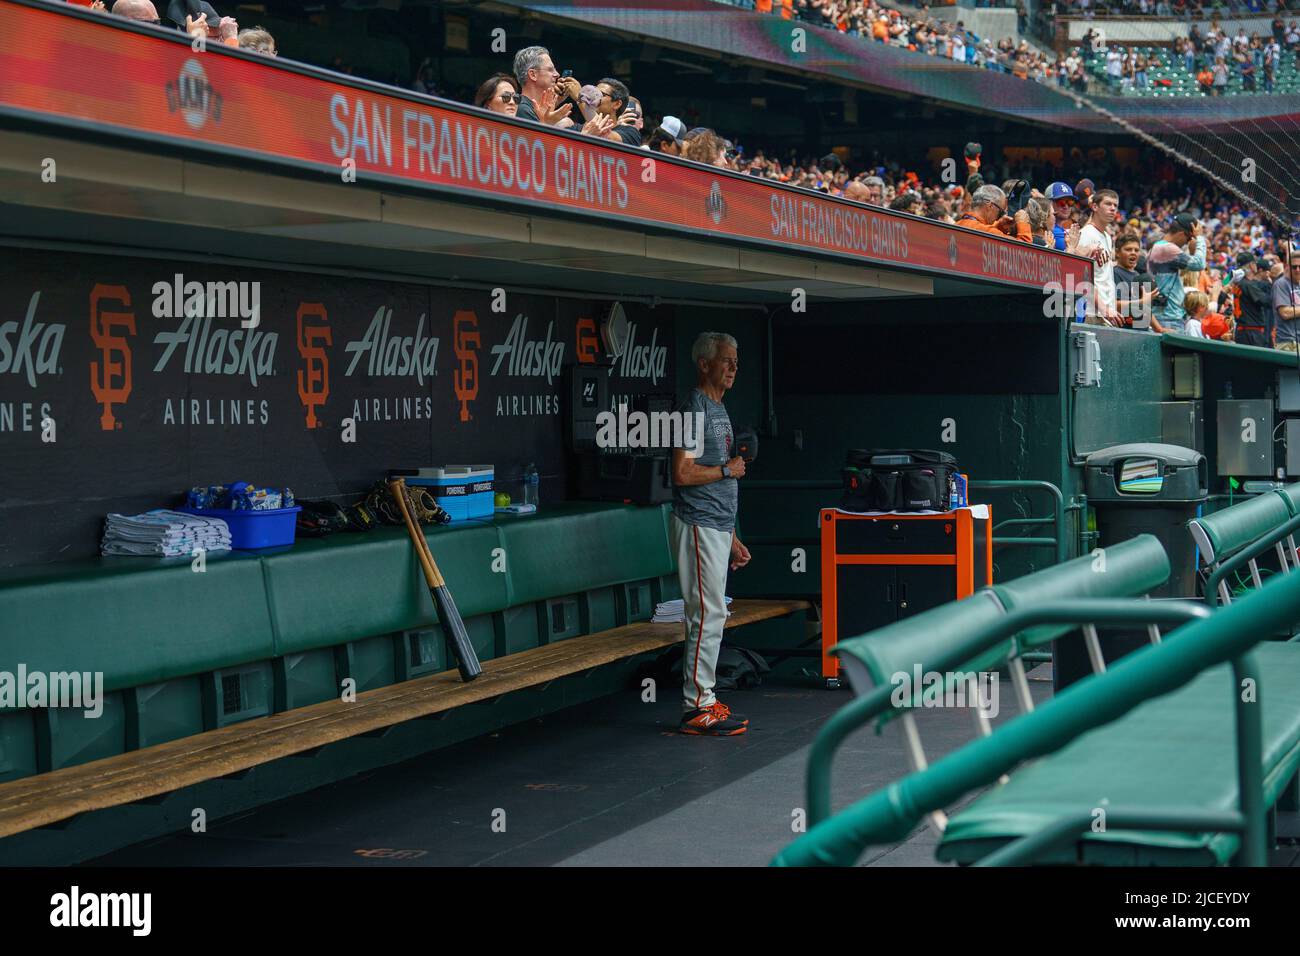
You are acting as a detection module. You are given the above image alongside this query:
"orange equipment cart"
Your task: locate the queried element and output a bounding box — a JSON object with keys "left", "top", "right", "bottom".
{"left": 819, "top": 506, "right": 994, "bottom": 687}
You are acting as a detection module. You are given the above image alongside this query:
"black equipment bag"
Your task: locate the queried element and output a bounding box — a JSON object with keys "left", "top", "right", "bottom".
{"left": 841, "top": 448, "right": 958, "bottom": 513}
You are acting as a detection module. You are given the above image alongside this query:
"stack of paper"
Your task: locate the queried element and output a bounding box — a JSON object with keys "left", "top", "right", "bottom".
{"left": 102, "top": 510, "right": 232, "bottom": 557}
{"left": 652, "top": 596, "right": 734, "bottom": 623}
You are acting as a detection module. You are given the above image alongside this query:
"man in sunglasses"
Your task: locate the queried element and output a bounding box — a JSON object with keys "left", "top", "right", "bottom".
{"left": 955, "top": 184, "right": 1033, "bottom": 241}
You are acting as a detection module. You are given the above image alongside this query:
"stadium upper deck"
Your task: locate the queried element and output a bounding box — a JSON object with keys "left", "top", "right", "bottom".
{"left": 0, "top": 0, "right": 1090, "bottom": 303}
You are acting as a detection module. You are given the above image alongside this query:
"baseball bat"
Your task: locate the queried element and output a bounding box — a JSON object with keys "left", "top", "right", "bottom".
{"left": 388, "top": 478, "right": 482, "bottom": 682}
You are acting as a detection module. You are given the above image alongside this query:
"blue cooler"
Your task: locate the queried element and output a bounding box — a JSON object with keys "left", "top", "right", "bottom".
{"left": 404, "top": 465, "right": 494, "bottom": 521}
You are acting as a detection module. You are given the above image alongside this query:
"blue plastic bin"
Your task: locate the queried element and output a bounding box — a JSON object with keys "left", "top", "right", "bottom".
{"left": 179, "top": 506, "right": 301, "bottom": 550}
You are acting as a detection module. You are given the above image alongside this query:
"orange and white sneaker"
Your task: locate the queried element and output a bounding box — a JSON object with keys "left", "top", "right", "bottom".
{"left": 679, "top": 701, "right": 748, "bottom": 736}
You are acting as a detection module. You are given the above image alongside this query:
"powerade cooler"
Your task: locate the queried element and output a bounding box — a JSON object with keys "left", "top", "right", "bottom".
{"left": 400, "top": 466, "right": 495, "bottom": 521}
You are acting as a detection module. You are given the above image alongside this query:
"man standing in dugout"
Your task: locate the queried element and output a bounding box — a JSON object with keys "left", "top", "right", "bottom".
{"left": 671, "top": 332, "right": 751, "bottom": 736}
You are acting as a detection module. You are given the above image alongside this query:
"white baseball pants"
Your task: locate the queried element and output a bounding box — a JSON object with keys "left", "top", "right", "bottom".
{"left": 670, "top": 514, "right": 732, "bottom": 712}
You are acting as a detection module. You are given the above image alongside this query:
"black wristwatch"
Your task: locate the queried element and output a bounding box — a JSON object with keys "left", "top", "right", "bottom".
{"left": 721, "top": 464, "right": 731, "bottom": 478}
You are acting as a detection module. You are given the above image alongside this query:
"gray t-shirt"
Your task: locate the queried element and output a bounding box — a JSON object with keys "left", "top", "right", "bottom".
{"left": 1275, "top": 277, "right": 1299, "bottom": 345}
{"left": 671, "top": 388, "right": 737, "bottom": 532}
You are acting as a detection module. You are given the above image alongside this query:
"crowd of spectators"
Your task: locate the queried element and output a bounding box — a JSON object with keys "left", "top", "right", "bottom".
{"left": 766, "top": 0, "right": 1300, "bottom": 94}
{"left": 82, "top": 0, "right": 276, "bottom": 56}
{"left": 72, "top": 3, "right": 1298, "bottom": 349}
{"left": 487, "top": 42, "right": 1298, "bottom": 344}
{"left": 1055, "top": 0, "right": 1293, "bottom": 16}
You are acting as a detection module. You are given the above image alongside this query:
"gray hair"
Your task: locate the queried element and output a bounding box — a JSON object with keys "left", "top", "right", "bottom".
{"left": 1025, "top": 196, "right": 1051, "bottom": 231}
{"left": 863, "top": 175, "right": 885, "bottom": 189}
{"left": 691, "top": 331, "right": 738, "bottom": 366}
{"left": 513, "top": 45, "right": 550, "bottom": 87}
{"left": 971, "top": 184, "right": 1007, "bottom": 209}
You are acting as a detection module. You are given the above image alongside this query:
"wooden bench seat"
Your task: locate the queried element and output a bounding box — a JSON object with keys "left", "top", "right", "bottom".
{"left": 0, "top": 598, "right": 808, "bottom": 839}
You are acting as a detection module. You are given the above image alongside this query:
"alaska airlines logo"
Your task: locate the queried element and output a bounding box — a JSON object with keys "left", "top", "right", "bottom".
{"left": 489, "top": 314, "right": 564, "bottom": 385}
{"left": 89, "top": 285, "right": 135, "bottom": 432}
{"left": 0, "top": 292, "right": 64, "bottom": 388}
{"left": 152, "top": 314, "right": 278, "bottom": 386}
{"left": 166, "top": 58, "right": 223, "bottom": 130}
{"left": 343, "top": 307, "right": 439, "bottom": 383}
{"left": 609, "top": 321, "right": 667, "bottom": 386}
{"left": 296, "top": 303, "right": 331, "bottom": 429}
{"left": 453, "top": 311, "right": 480, "bottom": 423}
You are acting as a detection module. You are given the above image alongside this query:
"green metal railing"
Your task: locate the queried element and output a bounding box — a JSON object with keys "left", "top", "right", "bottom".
{"left": 969, "top": 479, "right": 1068, "bottom": 566}
{"left": 1205, "top": 512, "right": 1300, "bottom": 608}
{"left": 743, "top": 477, "right": 1072, "bottom": 566}
{"left": 772, "top": 578, "right": 1300, "bottom": 866}
{"left": 803, "top": 600, "right": 1212, "bottom": 828}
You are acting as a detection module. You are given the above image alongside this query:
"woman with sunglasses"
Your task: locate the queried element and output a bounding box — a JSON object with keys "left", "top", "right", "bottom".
{"left": 474, "top": 74, "right": 521, "bottom": 117}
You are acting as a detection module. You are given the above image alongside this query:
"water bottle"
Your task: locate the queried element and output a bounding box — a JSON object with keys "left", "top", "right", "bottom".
{"left": 524, "top": 463, "right": 540, "bottom": 507}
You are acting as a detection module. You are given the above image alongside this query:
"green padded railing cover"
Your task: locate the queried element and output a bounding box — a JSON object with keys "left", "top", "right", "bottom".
{"left": 1275, "top": 482, "right": 1300, "bottom": 518}
{"left": 833, "top": 591, "right": 1010, "bottom": 694}
{"left": 992, "top": 534, "right": 1169, "bottom": 650}
{"left": 1193, "top": 493, "right": 1291, "bottom": 564}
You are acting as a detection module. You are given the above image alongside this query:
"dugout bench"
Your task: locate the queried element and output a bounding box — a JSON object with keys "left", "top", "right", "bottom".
{"left": 0, "top": 502, "right": 806, "bottom": 862}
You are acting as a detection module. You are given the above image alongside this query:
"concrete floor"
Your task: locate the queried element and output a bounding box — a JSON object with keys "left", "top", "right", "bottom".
{"left": 91, "top": 667, "right": 1054, "bottom": 867}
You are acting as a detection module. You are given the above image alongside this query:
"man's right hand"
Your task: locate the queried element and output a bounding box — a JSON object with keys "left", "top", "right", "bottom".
{"left": 555, "top": 76, "right": 582, "bottom": 102}
{"left": 725, "top": 456, "right": 746, "bottom": 479}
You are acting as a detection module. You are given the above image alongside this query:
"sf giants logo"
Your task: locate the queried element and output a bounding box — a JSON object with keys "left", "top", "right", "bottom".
{"left": 89, "top": 285, "right": 135, "bottom": 431}
{"left": 297, "top": 303, "right": 331, "bottom": 429}
{"left": 453, "top": 310, "right": 479, "bottom": 423}
{"left": 575, "top": 317, "right": 599, "bottom": 365}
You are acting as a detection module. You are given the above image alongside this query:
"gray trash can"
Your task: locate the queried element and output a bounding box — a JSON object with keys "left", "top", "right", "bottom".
{"left": 1055, "top": 444, "right": 1209, "bottom": 689}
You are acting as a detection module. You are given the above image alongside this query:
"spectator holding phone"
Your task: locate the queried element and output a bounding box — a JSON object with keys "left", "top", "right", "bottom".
{"left": 581, "top": 78, "right": 642, "bottom": 146}
{"left": 955, "top": 184, "right": 1033, "bottom": 241}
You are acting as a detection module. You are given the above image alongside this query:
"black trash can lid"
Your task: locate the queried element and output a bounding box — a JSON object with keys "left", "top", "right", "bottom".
{"left": 1085, "top": 443, "right": 1204, "bottom": 468}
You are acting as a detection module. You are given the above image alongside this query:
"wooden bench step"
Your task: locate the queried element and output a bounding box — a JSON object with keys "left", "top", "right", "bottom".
{"left": 0, "top": 598, "right": 809, "bottom": 839}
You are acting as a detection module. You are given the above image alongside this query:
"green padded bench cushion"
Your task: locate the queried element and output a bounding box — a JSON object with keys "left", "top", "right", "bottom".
{"left": 833, "top": 591, "right": 1011, "bottom": 693}
{"left": 0, "top": 552, "right": 274, "bottom": 696}
{"left": 991, "top": 534, "right": 1169, "bottom": 650}
{"left": 261, "top": 523, "right": 508, "bottom": 657}
{"left": 1190, "top": 493, "right": 1291, "bottom": 565}
{"left": 0, "top": 502, "right": 676, "bottom": 688}
{"left": 499, "top": 502, "right": 673, "bottom": 607}
{"left": 937, "top": 641, "right": 1300, "bottom": 866}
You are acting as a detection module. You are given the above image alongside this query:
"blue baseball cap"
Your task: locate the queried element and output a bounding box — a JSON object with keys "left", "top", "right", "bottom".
{"left": 1045, "top": 182, "right": 1075, "bottom": 202}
